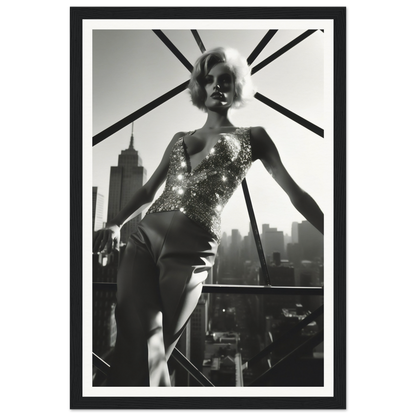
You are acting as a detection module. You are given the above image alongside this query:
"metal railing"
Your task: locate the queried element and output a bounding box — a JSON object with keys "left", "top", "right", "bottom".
{"left": 93, "top": 281, "right": 323, "bottom": 386}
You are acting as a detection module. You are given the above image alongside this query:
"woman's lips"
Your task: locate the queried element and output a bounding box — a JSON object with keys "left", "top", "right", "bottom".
{"left": 211, "top": 93, "right": 224, "bottom": 99}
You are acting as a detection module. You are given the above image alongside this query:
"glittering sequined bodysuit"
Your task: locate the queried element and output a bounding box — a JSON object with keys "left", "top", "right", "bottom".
{"left": 146, "top": 127, "right": 252, "bottom": 242}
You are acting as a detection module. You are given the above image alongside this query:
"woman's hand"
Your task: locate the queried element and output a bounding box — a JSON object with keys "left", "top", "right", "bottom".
{"left": 93, "top": 223, "right": 121, "bottom": 254}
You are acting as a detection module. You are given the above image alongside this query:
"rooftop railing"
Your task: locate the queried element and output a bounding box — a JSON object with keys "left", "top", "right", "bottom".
{"left": 93, "top": 281, "right": 323, "bottom": 386}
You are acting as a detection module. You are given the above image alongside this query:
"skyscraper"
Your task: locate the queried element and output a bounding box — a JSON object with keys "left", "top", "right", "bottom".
{"left": 262, "top": 224, "right": 285, "bottom": 262}
{"left": 190, "top": 297, "right": 208, "bottom": 374}
{"left": 230, "top": 229, "right": 242, "bottom": 263}
{"left": 291, "top": 222, "right": 299, "bottom": 244}
{"left": 107, "top": 125, "right": 147, "bottom": 244}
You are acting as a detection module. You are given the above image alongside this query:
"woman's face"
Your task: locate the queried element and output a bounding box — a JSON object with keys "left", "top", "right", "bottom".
{"left": 203, "top": 63, "right": 235, "bottom": 111}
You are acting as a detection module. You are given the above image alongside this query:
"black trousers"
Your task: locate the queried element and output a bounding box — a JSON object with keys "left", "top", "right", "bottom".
{"left": 107, "top": 211, "right": 218, "bottom": 386}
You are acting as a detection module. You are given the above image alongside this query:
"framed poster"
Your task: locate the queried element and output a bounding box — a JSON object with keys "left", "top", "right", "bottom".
{"left": 70, "top": 7, "right": 346, "bottom": 409}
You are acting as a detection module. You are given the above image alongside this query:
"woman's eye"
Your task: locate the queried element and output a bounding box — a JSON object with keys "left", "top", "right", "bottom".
{"left": 220, "top": 77, "right": 231, "bottom": 85}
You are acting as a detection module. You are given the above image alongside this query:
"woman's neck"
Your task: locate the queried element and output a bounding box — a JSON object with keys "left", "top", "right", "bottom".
{"left": 201, "top": 109, "right": 234, "bottom": 131}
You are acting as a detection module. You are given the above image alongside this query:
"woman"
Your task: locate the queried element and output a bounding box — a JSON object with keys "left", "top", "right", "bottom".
{"left": 93, "top": 47, "right": 323, "bottom": 386}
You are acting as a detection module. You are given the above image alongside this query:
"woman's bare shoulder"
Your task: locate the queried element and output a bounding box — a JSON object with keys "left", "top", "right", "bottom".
{"left": 249, "top": 126, "right": 276, "bottom": 161}
{"left": 250, "top": 126, "right": 268, "bottom": 140}
{"left": 169, "top": 131, "right": 188, "bottom": 144}
{"left": 157, "top": 131, "right": 188, "bottom": 157}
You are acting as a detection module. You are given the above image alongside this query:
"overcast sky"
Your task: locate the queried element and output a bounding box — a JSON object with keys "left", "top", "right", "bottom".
{"left": 92, "top": 27, "right": 328, "bottom": 237}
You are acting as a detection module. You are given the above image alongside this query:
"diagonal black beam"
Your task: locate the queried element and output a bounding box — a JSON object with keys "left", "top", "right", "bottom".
{"left": 248, "top": 330, "right": 324, "bottom": 386}
{"left": 153, "top": 29, "right": 194, "bottom": 73}
{"left": 93, "top": 80, "right": 189, "bottom": 146}
{"left": 191, "top": 30, "right": 206, "bottom": 53}
{"left": 242, "top": 179, "right": 271, "bottom": 286}
{"left": 247, "top": 30, "right": 278, "bottom": 66}
{"left": 255, "top": 92, "right": 324, "bottom": 137}
{"left": 246, "top": 305, "right": 323, "bottom": 368}
{"left": 171, "top": 348, "right": 214, "bottom": 387}
{"left": 251, "top": 29, "right": 317, "bottom": 75}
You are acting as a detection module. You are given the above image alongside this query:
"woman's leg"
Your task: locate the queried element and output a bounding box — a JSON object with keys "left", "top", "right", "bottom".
{"left": 155, "top": 212, "right": 218, "bottom": 362}
{"left": 107, "top": 233, "right": 170, "bottom": 386}
{"left": 161, "top": 265, "right": 209, "bottom": 360}
{"left": 107, "top": 212, "right": 217, "bottom": 387}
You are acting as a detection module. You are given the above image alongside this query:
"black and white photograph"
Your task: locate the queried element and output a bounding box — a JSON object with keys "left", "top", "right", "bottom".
{"left": 71, "top": 7, "right": 345, "bottom": 408}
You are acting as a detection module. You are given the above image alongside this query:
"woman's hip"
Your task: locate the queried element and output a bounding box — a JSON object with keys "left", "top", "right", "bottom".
{"left": 136, "top": 211, "right": 218, "bottom": 261}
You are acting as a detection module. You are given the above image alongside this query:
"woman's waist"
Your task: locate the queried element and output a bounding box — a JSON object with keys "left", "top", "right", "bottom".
{"left": 142, "top": 210, "right": 221, "bottom": 243}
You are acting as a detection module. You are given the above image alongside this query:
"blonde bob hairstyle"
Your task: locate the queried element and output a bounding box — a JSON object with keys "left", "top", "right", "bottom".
{"left": 188, "top": 47, "right": 256, "bottom": 111}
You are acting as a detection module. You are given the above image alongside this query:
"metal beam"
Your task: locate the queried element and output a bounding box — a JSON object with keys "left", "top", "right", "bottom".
{"left": 255, "top": 92, "right": 324, "bottom": 137}
{"left": 93, "top": 282, "right": 324, "bottom": 296}
{"left": 248, "top": 330, "right": 324, "bottom": 386}
{"left": 245, "top": 305, "right": 323, "bottom": 368}
{"left": 251, "top": 30, "right": 317, "bottom": 75}
{"left": 241, "top": 179, "right": 271, "bottom": 286}
{"left": 247, "top": 30, "right": 278, "bottom": 66}
{"left": 171, "top": 348, "right": 214, "bottom": 387}
{"left": 93, "top": 80, "right": 189, "bottom": 146}
{"left": 93, "top": 352, "right": 110, "bottom": 375}
{"left": 153, "top": 30, "right": 194, "bottom": 73}
{"left": 191, "top": 30, "right": 206, "bottom": 53}
{"left": 202, "top": 284, "right": 323, "bottom": 296}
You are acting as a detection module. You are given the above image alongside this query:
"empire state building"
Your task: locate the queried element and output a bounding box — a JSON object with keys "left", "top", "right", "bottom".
{"left": 107, "top": 125, "right": 147, "bottom": 244}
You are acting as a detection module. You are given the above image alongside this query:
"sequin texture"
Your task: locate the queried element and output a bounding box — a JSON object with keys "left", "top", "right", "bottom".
{"left": 147, "top": 127, "right": 252, "bottom": 242}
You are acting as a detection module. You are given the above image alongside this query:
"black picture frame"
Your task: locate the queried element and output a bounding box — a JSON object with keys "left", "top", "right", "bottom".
{"left": 70, "top": 6, "right": 346, "bottom": 409}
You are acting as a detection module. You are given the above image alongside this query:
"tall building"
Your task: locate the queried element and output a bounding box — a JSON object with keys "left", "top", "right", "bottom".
{"left": 92, "top": 253, "right": 118, "bottom": 357}
{"left": 262, "top": 224, "right": 285, "bottom": 262}
{"left": 229, "top": 229, "right": 242, "bottom": 262}
{"left": 92, "top": 186, "right": 104, "bottom": 231}
{"left": 264, "top": 260, "right": 297, "bottom": 314}
{"left": 287, "top": 242, "right": 304, "bottom": 267}
{"left": 107, "top": 125, "right": 147, "bottom": 244}
{"left": 291, "top": 222, "right": 299, "bottom": 244}
{"left": 190, "top": 297, "right": 209, "bottom": 375}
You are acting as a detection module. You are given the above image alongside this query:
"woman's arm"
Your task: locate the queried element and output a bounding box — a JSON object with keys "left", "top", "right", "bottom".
{"left": 250, "top": 126, "right": 324, "bottom": 235}
{"left": 93, "top": 131, "right": 185, "bottom": 253}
